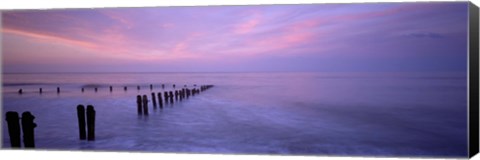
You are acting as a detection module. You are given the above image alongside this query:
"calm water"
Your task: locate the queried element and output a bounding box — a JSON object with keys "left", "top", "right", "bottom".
{"left": 1, "top": 72, "right": 468, "bottom": 157}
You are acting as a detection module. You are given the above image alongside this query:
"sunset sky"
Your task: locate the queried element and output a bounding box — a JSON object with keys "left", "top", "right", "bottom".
{"left": 1, "top": 2, "right": 469, "bottom": 73}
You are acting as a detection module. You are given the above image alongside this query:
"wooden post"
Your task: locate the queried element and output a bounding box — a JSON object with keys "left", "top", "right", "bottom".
{"left": 94, "top": 87, "right": 98, "bottom": 92}
{"left": 164, "top": 91, "right": 169, "bottom": 103}
{"left": 142, "top": 95, "right": 149, "bottom": 115}
{"left": 137, "top": 86, "right": 140, "bottom": 90}
{"left": 157, "top": 92, "right": 163, "bottom": 109}
{"left": 162, "top": 84, "right": 165, "bottom": 89}
{"left": 173, "top": 84, "right": 176, "bottom": 88}
{"left": 182, "top": 89, "right": 186, "bottom": 99}
{"left": 151, "top": 92, "right": 157, "bottom": 109}
{"left": 124, "top": 86, "right": 127, "bottom": 91}
{"left": 18, "top": 89, "right": 23, "bottom": 94}
{"left": 82, "top": 88, "right": 84, "bottom": 92}
{"left": 21, "top": 112, "right": 36, "bottom": 148}
{"left": 169, "top": 91, "right": 174, "bottom": 103}
{"left": 137, "top": 95, "right": 142, "bottom": 115}
{"left": 39, "top": 88, "right": 43, "bottom": 94}
{"left": 150, "top": 84, "right": 153, "bottom": 90}
{"left": 110, "top": 86, "right": 113, "bottom": 92}
{"left": 5, "top": 111, "right": 21, "bottom": 148}
{"left": 57, "top": 87, "right": 60, "bottom": 94}
{"left": 86, "top": 105, "right": 95, "bottom": 141}
{"left": 178, "top": 90, "right": 182, "bottom": 101}
{"left": 175, "top": 90, "right": 179, "bottom": 101}
{"left": 77, "top": 105, "right": 86, "bottom": 140}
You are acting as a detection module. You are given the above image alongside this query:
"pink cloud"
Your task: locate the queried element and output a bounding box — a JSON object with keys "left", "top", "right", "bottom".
{"left": 100, "top": 10, "right": 134, "bottom": 29}
{"left": 234, "top": 12, "right": 262, "bottom": 35}
{"left": 235, "top": 18, "right": 260, "bottom": 34}
{"left": 2, "top": 28, "right": 98, "bottom": 50}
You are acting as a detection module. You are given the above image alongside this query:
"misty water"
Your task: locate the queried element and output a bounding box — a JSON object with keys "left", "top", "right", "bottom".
{"left": 1, "top": 72, "right": 468, "bottom": 157}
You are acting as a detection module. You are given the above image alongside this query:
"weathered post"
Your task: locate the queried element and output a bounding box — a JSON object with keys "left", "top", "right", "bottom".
{"left": 162, "top": 84, "right": 165, "bottom": 89}
{"left": 21, "top": 112, "right": 36, "bottom": 148}
{"left": 77, "top": 105, "right": 86, "bottom": 140}
{"left": 137, "top": 85, "right": 140, "bottom": 90}
{"left": 169, "top": 91, "right": 174, "bottom": 103}
{"left": 110, "top": 86, "right": 113, "bottom": 92}
{"left": 5, "top": 112, "right": 21, "bottom": 148}
{"left": 157, "top": 92, "right": 163, "bottom": 108}
{"left": 137, "top": 95, "right": 142, "bottom": 115}
{"left": 82, "top": 88, "right": 84, "bottom": 92}
{"left": 178, "top": 90, "right": 182, "bottom": 101}
{"left": 182, "top": 88, "right": 186, "bottom": 98}
{"left": 86, "top": 105, "right": 95, "bottom": 141}
{"left": 151, "top": 92, "right": 157, "bottom": 109}
{"left": 164, "top": 91, "right": 169, "bottom": 103}
{"left": 57, "top": 87, "right": 60, "bottom": 94}
{"left": 175, "top": 90, "right": 179, "bottom": 101}
{"left": 142, "top": 95, "right": 149, "bottom": 115}
{"left": 124, "top": 86, "right": 128, "bottom": 91}
{"left": 18, "top": 89, "right": 23, "bottom": 94}
{"left": 173, "top": 84, "right": 176, "bottom": 88}
{"left": 39, "top": 88, "right": 43, "bottom": 94}
{"left": 150, "top": 84, "right": 153, "bottom": 90}
{"left": 94, "top": 87, "right": 98, "bottom": 92}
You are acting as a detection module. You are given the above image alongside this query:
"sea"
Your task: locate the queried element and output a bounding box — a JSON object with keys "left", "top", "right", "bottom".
{"left": 1, "top": 72, "right": 468, "bottom": 157}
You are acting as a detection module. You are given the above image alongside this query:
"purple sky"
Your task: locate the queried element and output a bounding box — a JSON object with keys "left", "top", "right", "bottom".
{"left": 1, "top": 2, "right": 469, "bottom": 73}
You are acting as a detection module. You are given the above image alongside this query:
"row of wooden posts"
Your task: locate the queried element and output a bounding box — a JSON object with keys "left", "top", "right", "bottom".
{"left": 17, "top": 84, "right": 206, "bottom": 94}
{"left": 7, "top": 85, "right": 213, "bottom": 147}
{"left": 5, "top": 111, "right": 37, "bottom": 148}
{"left": 137, "top": 85, "right": 214, "bottom": 115}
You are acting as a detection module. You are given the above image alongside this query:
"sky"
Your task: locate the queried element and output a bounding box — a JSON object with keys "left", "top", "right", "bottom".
{"left": 1, "top": 2, "right": 469, "bottom": 73}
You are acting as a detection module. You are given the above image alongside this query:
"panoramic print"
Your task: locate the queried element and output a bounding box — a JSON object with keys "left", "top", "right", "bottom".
{"left": 1, "top": 2, "right": 470, "bottom": 157}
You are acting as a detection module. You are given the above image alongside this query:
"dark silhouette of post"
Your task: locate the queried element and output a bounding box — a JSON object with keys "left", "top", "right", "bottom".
{"left": 150, "top": 84, "right": 153, "bottom": 90}
{"left": 18, "top": 89, "right": 23, "bottom": 94}
{"left": 124, "top": 86, "right": 127, "bottom": 91}
{"left": 151, "top": 92, "right": 157, "bottom": 109}
{"left": 137, "top": 95, "right": 142, "bottom": 115}
{"left": 173, "top": 84, "right": 176, "bottom": 88}
{"left": 137, "top": 86, "right": 140, "bottom": 90}
{"left": 39, "top": 88, "right": 42, "bottom": 94}
{"left": 94, "top": 87, "right": 98, "bottom": 92}
{"left": 86, "top": 105, "right": 95, "bottom": 141}
{"left": 175, "top": 90, "right": 179, "bottom": 101}
{"left": 5, "top": 111, "right": 21, "bottom": 148}
{"left": 21, "top": 112, "right": 36, "bottom": 148}
{"left": 77, "top": 105, "right": 86, "bottom": 140}
{"left": 182, "top": 89, "right": 186, "bottom": 99}
{"left": 82, "top": 88, "right": 84, "bottom": 92}
{"left": 110, "top": 86, "right": 113, "bottom": 92}
{"left": 164, "top": 91, "right": 168, "bottom": 103}
{"left": 157, "top": 92, "right": 163, "bottom": 108}
{"left": 57, "top": 87, "right": 60, "bottom": 94}
{"left": 142, "top": 95, "right": 149, "bottom": 115}
{"left": 169, "top": 91, "right": 174, "bottom": 103}
{"left": 162, "top": 84, "right": 165, "bottom": 89}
